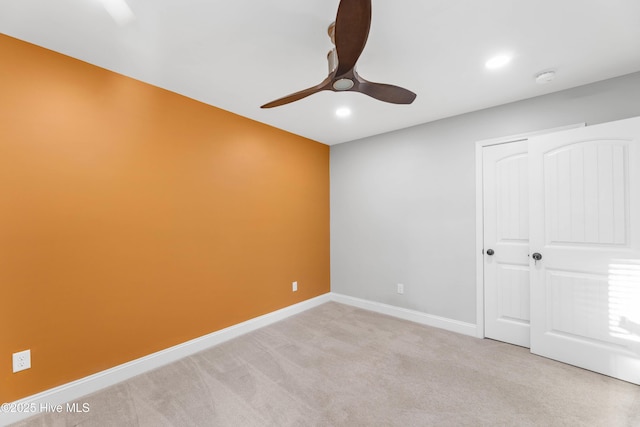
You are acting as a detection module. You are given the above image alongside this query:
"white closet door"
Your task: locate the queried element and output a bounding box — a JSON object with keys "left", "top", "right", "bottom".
{"left": 483, "top": 140, "right": 531, "bottom": 347}
{"left": 529, "top": 116, "right": 640, "bottom": 385}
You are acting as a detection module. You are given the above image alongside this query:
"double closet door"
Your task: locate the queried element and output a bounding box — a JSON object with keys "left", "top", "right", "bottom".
{"left": 482, "top": 116, "right": 640, "bottom": 385}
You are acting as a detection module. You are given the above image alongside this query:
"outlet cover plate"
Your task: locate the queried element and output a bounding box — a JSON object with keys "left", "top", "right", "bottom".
{"left": 13, "top": 349, "right": 31, "bottom": 373}
{"left": 292, "top": 281, "right": 298, "bottom": 292}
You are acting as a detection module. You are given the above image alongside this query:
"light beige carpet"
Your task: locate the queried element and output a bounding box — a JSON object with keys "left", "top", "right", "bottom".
{"left": 11, "top": 302, "right": 640, "bottom": 426}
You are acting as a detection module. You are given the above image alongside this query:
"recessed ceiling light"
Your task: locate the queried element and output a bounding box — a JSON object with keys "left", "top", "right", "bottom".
{"left": 336, "top": 107, "right": 351, "bottom": 118}
{"left": 485, "top": 54, "right": 512, "bottom": 70}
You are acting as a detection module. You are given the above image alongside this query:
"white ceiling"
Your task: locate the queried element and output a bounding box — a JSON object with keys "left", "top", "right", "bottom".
{"left": 2, "top": 0, "right": 640, "bottom": 145}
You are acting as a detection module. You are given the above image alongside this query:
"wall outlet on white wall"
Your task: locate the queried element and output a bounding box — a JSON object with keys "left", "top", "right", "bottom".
{"left": 397, "top": 283, "right": 404, "bottom": 294}
{"left": 13, "top": 349, "right": 31, "bottom": 373}
{"left": 292, "top": 281, "right": 298, "bottom": 292}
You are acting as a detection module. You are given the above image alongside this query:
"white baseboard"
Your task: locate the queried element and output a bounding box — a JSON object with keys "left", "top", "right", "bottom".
{"left": 0, "top": 294, "right": 331, "bottom": 426}
{"left": 330, "top": 293, "right": 478, "bottom": 337}
{"left": 2, "top": 292, "right": 477, "bottom": 426}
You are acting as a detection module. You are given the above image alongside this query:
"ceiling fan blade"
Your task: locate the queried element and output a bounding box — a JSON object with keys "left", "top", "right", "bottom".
{"left": 354, "top": 74, "right": 417, "bottom": 104}
{"left": 334, "top": 0, "right": 371, "bottom": 76}
{"left": 261, "top": 78, "right": 332, "bottom": 108}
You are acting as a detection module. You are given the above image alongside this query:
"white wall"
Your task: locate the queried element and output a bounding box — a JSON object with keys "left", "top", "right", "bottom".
{"left": 330, "top": 72, "right": 640, "bottom": 324}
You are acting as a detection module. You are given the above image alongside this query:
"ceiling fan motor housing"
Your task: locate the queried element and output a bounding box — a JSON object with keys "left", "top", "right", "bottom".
{"left": 327, "top": 48, "right": 338, "bottom": 74}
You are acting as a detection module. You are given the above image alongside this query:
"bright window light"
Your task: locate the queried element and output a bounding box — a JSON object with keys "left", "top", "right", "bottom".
{"left": 485, "top": 54, "right": 512, "bottom": 70}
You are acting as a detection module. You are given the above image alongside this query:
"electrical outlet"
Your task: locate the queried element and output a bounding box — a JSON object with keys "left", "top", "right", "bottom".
{"left": 13, "top": 349, "right": 31, "bottom": 373}
{"left": 397, "top": 283, "right": 404, "bottom": 294}
{"left": 292, "top": 281, "right": 298, "bottom": 292}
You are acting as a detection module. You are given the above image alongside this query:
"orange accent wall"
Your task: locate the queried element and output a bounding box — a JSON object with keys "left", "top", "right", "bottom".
{"left": 0, "top": 34, "right": 330, "bottom": 403}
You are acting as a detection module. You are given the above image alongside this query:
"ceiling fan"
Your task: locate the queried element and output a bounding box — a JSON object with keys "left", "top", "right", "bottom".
{"left": 261, "top": 0, "right": 416, "bottom": 109}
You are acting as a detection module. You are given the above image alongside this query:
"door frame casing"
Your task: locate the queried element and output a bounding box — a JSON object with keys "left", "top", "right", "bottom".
{"left": 474, "top": 124, "right": 585, "bottom": 339}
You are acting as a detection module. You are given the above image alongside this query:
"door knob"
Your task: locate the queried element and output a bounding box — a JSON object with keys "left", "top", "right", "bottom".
{"left": 486, "top": 249, "right": 495, "bottom": 256}
{"left": 532, "top": 252, "right": 542, "bottom": 261}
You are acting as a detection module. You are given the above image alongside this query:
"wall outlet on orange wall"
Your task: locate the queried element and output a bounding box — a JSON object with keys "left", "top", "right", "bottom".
{"left": 292, "top": 281, "right": 298, "bottom": 292}
{"left": 13, "top": 349, "right": 31, "bottom": 373}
